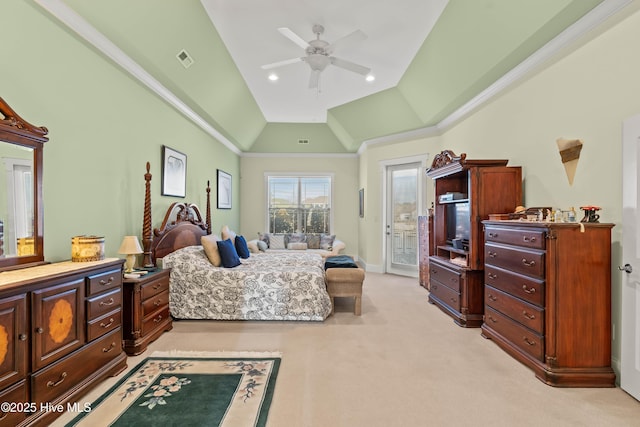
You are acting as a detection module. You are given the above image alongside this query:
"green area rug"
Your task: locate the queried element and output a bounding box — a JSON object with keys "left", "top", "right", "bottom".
{"left": 66, "top": 351, "right": 281, "bottom": 427}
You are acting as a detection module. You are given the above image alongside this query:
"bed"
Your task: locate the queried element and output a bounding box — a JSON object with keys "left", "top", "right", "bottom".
{"left": 147, "top": 182, "right": 332, "bottom": 321}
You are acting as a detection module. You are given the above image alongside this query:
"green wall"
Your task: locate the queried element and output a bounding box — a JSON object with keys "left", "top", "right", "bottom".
{"left": 358, "top": 4, "right": 640, "bottom": 375}
{"left": 2, "top": 0, "right": 240, "bottom": 262}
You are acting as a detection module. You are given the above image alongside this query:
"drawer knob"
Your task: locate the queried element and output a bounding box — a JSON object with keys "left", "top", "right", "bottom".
{"left": 522, "top": 285, "right": 536, "bottom": 294}
{"left": 488, "top": 294, "right": 497, "bottom": 302}
{"left": 99, "top": 297, "right": 115, "bottom": 306}
{"left": 100, "top": 318, "right": 115, "bottom": 329}
{"left": 153, "top": 283, "right": 162, "bottom": 290}
{"left": 35, "top": 327, "right": 44, "bottom": 334}
{"left": 102, "top": 342, "right": 116, "bottom": 353}
{"left": 523, "top": 236, "right": 536, "bottom": 243}
{"left": 488, "top": 272, "right": 498, "bottom": 280}
{"left": 18, "top": 333, "right": 27, "bottom": 341}
{"left": 522, "top": 258, "right": 536, "bottom": 267}
{"left": 153, "top": 315, "right": 163, "bottom": 323}
{"left": 488, "top": 251, "right": 497, "bottom": 258}
{"left": 523, "top": 337, "right": 536, "bottom": 346}
{"left": 47, "top": 372, "right": 67, "bottom": 388}
{"left": 487, "top": 315, "right": 497, "bottom": 323}
{"left": 488, "top": 232, "right": 498, "bottom": 238}
{"left": 450, "top": 297, "right": 457, "bottom": 303}
{"left": 432, "top": 284, "right": 438, "bottom": 291}
{"left": 522, "top": 311, "right": 536, "bottom": 320}
{"left": 100, "top": 276, "right": 115, "bottom": 286}
{"left": 154, "top": 299, "right": 162, "bottom": 307}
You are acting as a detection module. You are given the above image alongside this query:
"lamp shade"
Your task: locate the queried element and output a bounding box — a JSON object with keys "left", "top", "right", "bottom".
{"left": 118, "top": 236, "right": 143, "bottom": 255}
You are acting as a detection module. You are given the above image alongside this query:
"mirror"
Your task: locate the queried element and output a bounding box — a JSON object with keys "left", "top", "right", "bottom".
{"left": 0, "top": 97, "right": 47, "bottom": 271}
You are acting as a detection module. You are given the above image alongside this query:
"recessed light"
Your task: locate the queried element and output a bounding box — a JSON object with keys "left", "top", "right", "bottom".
{"left": 365, "top": 74, "right": 375, "bottom": 83}
{"left": 268, "top": 73, "right": 279, "bottom": 81}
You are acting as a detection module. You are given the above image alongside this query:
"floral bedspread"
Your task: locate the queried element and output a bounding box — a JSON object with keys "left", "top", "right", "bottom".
{"left": 162, "top": 246, "right": 332, "bottom": 321}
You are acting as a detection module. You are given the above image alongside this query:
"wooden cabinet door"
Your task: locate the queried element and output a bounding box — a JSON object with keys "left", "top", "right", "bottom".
{"left": 0, "top": 294, "right": 27, "bottom": 390}
{"left": 32, "top": 279, "right": 85, "bottom": 371}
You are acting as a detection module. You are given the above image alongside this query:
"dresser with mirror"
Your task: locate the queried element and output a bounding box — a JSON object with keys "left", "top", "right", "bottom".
{"left": 0, "top": 97, "right": 127, "bottom": 426}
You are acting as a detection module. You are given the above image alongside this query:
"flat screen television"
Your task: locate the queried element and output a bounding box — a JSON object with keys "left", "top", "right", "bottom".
{"left": 446, "top": 202, "right": 470, "bottom": 244}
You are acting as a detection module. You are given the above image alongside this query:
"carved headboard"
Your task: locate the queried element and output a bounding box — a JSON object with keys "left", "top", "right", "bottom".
{"left": 143, "top": 168, "right": 212, "bottom": 265}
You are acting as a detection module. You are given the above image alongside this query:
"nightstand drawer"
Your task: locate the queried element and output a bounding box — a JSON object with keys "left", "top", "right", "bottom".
{"left": 87, "top": 288, "right": 121, "bottom": 320}
{"left": 87, "top": 309, "right": 121, "bottom": 341}
{"left": 485, "top": 226, "right": 546, "bottom": 249}
{"left": 87, "top": 269, "right": 122, "bottom": 296}
{"left": 485, "top": 243, "right": 545, "bottom": 278}
{"left": 141, "top": 274, "right": 170, "bottom": 300}
{"left": 142, "top": 306, "right": 170, "bottom": 336}
{"left": 142, "top": 290, "right": 169, "bottom": 317}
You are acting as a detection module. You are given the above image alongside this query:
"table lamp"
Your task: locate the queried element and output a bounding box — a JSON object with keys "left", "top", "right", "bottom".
{"left": 118, "top": 236, "right": 143, "bottom": 273}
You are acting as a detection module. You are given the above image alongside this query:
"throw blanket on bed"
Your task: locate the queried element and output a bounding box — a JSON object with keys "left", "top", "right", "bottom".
{"left": 163, "top": 246, "right": 332, "bottom": 321}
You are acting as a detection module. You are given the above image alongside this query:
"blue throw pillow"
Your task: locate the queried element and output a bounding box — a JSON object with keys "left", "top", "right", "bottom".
{"left": 235, "top": 235, "right": 250, "bottom": 259}
{"left": 217, "top": 239, "right": 241, "bottom": 268}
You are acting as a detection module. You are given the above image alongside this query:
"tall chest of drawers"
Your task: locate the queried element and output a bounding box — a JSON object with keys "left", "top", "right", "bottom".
{"left": 481, "top": 221, "right": 615, "bottom": 387}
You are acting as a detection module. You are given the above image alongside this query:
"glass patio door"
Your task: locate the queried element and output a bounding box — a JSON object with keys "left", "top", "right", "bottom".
{"left": 385, "top": 163, "right": 420, "bottom": 276}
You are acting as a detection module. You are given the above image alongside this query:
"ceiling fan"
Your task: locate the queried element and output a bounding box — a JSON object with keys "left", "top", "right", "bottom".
{"left": 261, "top": 24, "right": 371, "bottom": 89}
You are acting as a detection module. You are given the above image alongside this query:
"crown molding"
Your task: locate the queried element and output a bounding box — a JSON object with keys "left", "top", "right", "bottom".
{"left": 360, "top": 0, "right": 633, "bottom": 154}
{"left": 242, "top": 152, "right": 357, "bottom": 158}
{"left": 35, "top": 0, "right": 241, "bottom": 155}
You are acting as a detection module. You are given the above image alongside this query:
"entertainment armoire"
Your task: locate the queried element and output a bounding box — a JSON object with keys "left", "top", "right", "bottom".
{"left": 425, "top": 150, "right": 522, "bottom": 327}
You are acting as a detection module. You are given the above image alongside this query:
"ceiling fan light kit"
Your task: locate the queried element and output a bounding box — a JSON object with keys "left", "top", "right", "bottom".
{"left": 261, "top": 24, "right": 371, "bottom": 89}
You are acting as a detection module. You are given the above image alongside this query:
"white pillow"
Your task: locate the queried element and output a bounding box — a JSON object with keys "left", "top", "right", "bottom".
{"left": 247, "top": 240, "right": 260, "bottom": 253}
{"left": 269, "top": 234, "right": 285, "bottom": 249}
{"left": 221, "top": 225, "right": 237, "bottom": 241}
{"left": 288, "top": 242, "right": 308, "bottom": 250}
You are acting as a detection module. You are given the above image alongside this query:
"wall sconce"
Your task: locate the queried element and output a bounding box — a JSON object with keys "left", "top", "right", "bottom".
{"left": 118, "top": 236, "right": 143, "bottom": 273}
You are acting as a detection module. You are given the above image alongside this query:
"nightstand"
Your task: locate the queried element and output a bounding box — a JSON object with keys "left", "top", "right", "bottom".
{"left": 122, "top": 268, "right": 173, "bottom": 355}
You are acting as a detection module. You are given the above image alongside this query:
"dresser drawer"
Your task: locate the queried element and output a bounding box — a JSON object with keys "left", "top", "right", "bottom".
{"left": 141, "top": 274, "right": 170, "bottom": 300}
{"left": 0, "top": 379, "right": 29, "bottom": 425}
{"left": 142, "top": 290, "right": 169, "bottom": 317}
{"left": 86, "top": 287, "right": 121, "bottom": 320}
{"left": 31, "top": 328, "right": 122, "bottom": 405}
{"left": 87, "top": 309, "right": 122, "bottom": 341}
{"left": 485, "top": 307, "right": 544, "bottom": 362}
{"left": 142, "top": 306, "right": 170, "bottom": 336}
{"left": 485, "top": 226, "right": 546, "bottom": 250}
{"left": 429, "top": 261, "right": 461, "bottom": 292}
{"left": 87, "top": 269, "right": 122, "bottom": 296}
{"left": 485, "top": 243, "right": 545, "bottom": 278}
{"left": 430, "top": 281, "right": 461, "bottom": 312}
{"left": 485, "top": 265, "right": 545, "bottom": 306}
{"left": 485, "top": 285, "right": 543, "bottom": 334}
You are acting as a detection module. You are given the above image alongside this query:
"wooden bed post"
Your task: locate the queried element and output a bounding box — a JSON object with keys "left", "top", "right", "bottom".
{"left": 206, "top": 180, "right": 212, "bottom": 235}
{"left": 142, "top": 161, "right": 154, "bottom": 268}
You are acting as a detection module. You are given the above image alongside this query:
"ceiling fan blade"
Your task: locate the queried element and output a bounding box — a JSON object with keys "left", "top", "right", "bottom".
{"left": 330, "top": 57, "right": 371, "bottom": 75}
{"left": 278, "top": 27, "right": 310, "bottom": 49}
{"left": 326, "top": 29, "right": 367, "bottom": 54}
{"left": 261, "top": 57, "right": 303, "bottom": 70}
{"left": 309, "top": 70, "right": 320, "bottom": 89}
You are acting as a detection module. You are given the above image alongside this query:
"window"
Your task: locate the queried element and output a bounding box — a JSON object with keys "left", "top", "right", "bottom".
{"left": 267, "top": 175, "right": 332, "bottom": 234}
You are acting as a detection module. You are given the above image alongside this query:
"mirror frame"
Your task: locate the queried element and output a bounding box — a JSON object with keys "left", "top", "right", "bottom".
{"left": 0, "top": 97, "right": 48, "bottom": 271}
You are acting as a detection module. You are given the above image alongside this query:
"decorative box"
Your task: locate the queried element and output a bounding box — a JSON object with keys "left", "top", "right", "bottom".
{"left": 17, "top": 237, "right": 35, "bottom": 256}
{"left": 71, "top": 235, "right": 105, "bottom": 262}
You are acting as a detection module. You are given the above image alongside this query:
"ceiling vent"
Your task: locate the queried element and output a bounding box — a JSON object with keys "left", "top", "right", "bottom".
{"left": 176, "top": 49, "right": 194, "bottom": 69}
{"left": 298, "top": 139, "right": 310, "bottom": 145}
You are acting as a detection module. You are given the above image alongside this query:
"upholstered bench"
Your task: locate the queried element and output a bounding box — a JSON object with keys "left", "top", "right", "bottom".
{"left": 325, "top": 257, "right": 365, "bottom": 315}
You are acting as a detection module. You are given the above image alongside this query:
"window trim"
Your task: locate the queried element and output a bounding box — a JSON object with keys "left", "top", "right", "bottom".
{"left": 264, "top": 172, "right": 334, "bottom": 234}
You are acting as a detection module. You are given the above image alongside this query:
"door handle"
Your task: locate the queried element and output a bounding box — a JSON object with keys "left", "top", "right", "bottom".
{"left": 619, "top": 264, "right": 633, "bottom": 273}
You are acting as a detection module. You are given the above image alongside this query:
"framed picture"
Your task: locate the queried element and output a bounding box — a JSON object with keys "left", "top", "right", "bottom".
{"left": 217, "top": 169, "right": 232, "bottom": 209}
{"left": 161, "top": 146, "right": 187, "bottom": 198}
{"left": 359, "top": 188, "right": 364, "bottom": 218}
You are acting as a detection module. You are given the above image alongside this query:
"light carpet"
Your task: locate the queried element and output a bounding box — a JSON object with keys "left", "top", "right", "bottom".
{"left": 65, "top": 351, "right": 281, "bottom": 427}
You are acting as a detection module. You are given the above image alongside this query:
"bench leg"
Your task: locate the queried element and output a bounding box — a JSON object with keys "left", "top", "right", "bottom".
{"left": 354, "top": 296, "right": 361, "bottom": 315}
{"left": 330, "top": 297, "right": 335, "bottom": 315}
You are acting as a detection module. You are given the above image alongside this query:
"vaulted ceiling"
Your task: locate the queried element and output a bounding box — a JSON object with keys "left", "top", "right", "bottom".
{"left": 45, "top": 0, "right": 610, "bottom": 154}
